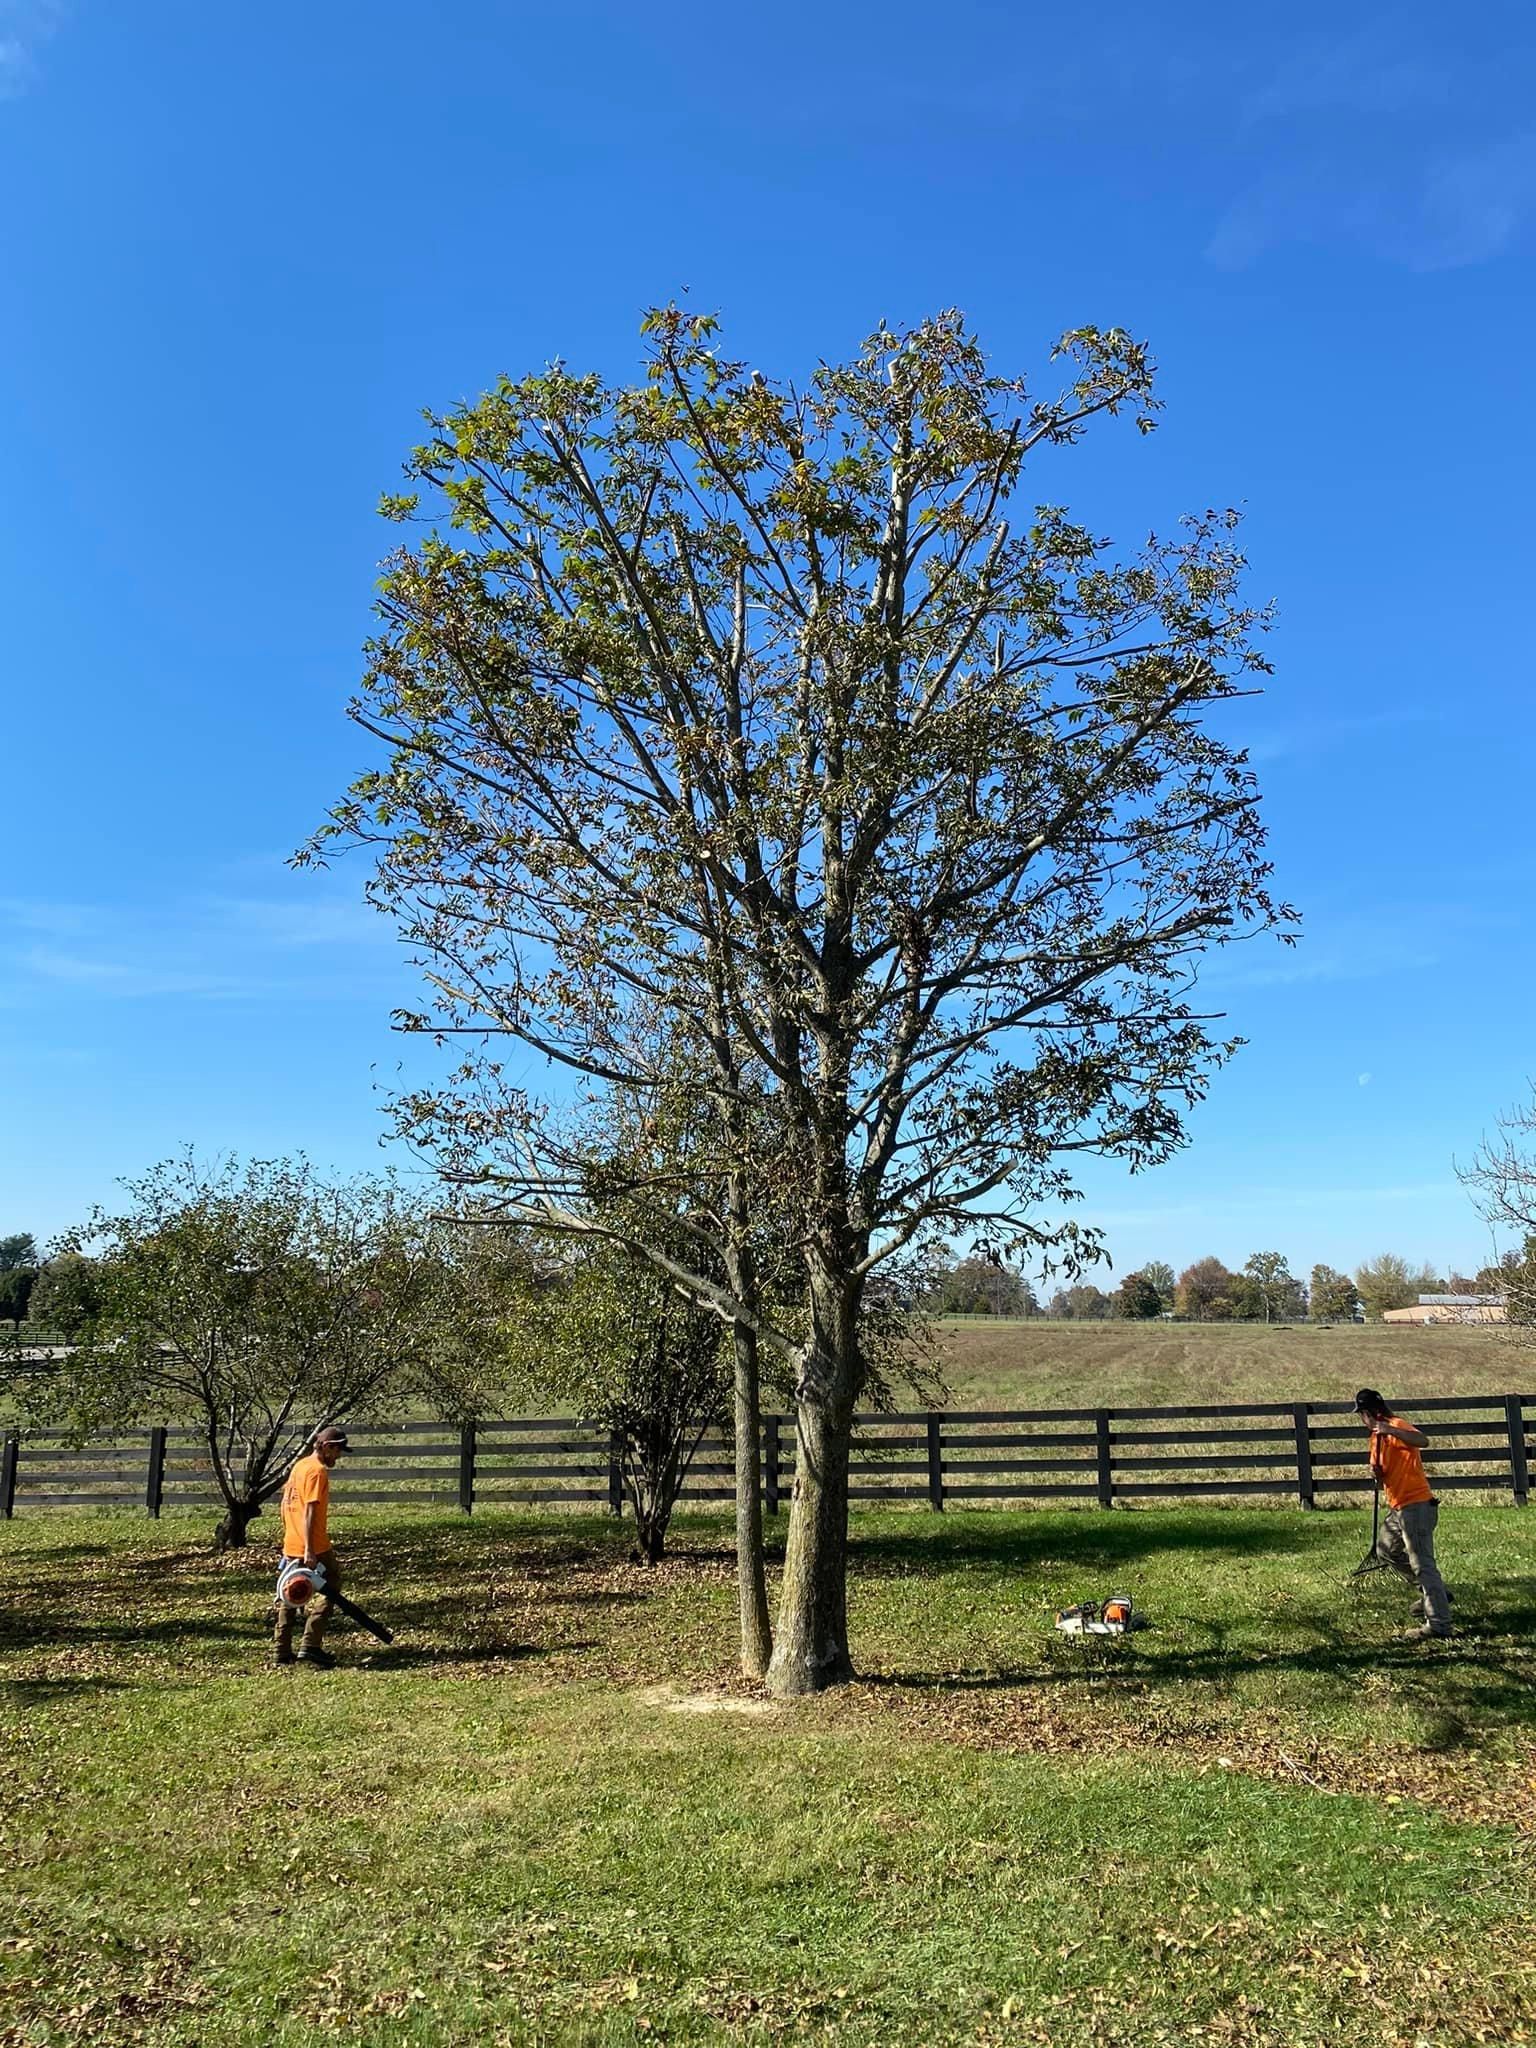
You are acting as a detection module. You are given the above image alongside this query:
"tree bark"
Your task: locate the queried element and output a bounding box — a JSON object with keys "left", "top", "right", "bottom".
{"left": 766, "top": 1386, "right": 855, "bottom": 1694}
{"left": 213, "top": 1497, "right": 260, "bottom": 1551}
{"left": 732, "top": 1319, "right": 773, "bottom": 1680}
{"left": 766, "top": 1254, "right": 859, "bottom": 1695}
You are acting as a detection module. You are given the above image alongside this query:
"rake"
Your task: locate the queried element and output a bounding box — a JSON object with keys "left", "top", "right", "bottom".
{"left": 1347, "top": 1479, "right": 1391, "bottom": 1584}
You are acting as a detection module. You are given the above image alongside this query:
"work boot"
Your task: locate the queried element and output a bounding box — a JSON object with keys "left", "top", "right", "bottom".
{"left": 273, "top": 1642, "right": 296, "bottom": 1668}
{"left": 1410, "top": 1592, "right": 1454, "bottom": 1617}
{"left": 297, "top": 1645, "right": 337, "bottom": 1669}
{"left": 1402, "top": 1623, "right": 1452, "bottom": 1642}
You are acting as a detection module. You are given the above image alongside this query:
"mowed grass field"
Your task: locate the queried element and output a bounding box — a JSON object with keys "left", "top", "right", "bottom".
{"left": 5, "top": 1500, "right": 1536, "bottom": 2047}
{"left": 934, "top": 1319, "right": 1529, "bottom": 1412}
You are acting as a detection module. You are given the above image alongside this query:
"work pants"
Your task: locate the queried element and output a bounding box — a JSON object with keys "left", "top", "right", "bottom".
{"left": 1375, "top": 1502, "right": 1451, "bottom": 1634}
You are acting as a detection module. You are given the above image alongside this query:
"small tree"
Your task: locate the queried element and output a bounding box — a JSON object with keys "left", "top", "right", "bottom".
{"left": 1175, "top": 1256, "right": 1237, "bottom": 1320}
{"left": 29, "top": 1155, "right": 486, "bottom": 1548}
{"left": 510, "top": 1244, "right": 728, "bottom": 1564}
{"left": 1309, "top": 1263, "right": 1361, "bottom": 1321}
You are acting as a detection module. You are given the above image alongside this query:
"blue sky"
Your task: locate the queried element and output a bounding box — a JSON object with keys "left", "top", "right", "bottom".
{"left": 2, "top": 1, "right": 1532, "bottom": 1280}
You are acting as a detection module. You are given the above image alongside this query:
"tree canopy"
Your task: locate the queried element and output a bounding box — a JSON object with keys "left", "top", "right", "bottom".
{"left": 26, "top": 1155, "right": 494, "bottom": 1548}
{"left": 312, "top": 306, "right": 1290, "bottom": 1690}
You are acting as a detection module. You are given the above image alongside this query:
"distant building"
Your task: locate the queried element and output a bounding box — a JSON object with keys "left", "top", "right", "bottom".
{"left": 1382, "top": 1293, "right": 1507, "bottom": 1326}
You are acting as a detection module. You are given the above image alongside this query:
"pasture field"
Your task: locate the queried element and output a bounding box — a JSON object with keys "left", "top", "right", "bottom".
{"left": 934, "top": 1318, "right": 1528, "bottom": 1412}
{"left": 4, "top": 1502, "right": 1536, "bottom": 2046}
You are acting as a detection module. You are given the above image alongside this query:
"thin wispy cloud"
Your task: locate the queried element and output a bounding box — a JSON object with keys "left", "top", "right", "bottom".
{"left": 0, "top": 887, "right": 406, "bottom": 1007}
{"left": 0, "top": 0, "right": 65, "bottom": 99}
{"left": 1241, "top": 26, "right": 1450, "bottom": 123}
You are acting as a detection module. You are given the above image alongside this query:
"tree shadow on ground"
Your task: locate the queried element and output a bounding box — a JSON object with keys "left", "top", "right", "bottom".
{"left": 859, "top": 1602, "right": 1536, "bottom": 1733}
{"left": 1, "top": 1673, "right": 133, "bottom": 1703}
{"left": 850, "top": 1511, "right": 1348, "bottom": 1575}
{"left": 342, "top": 1638, "right": 585, "bottom": 1671}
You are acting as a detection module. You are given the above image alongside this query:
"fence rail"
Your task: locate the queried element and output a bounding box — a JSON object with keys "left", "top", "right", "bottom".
{"left": 3, "top": 1394, "right": 1533, "bottom": 1518}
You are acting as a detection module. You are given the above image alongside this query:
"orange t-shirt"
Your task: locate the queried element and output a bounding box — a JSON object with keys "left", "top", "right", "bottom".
{"left": 281, "top": 1454, "right": 330, "bottom": 1557}
{"left": 1370, "top": 1417, "right": 1432, "bottom": 1510}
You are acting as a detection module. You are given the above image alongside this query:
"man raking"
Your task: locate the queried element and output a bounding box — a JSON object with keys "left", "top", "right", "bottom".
{"left": 1354, "top": 1387, "right": 1453, "bottom": 1640}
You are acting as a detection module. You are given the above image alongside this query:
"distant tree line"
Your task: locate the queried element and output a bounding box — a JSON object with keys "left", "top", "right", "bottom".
{"left": 920, "top": 1245, "right": 1526, "bottom": 1322}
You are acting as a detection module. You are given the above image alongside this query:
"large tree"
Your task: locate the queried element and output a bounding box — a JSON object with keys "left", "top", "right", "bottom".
{"left": 1240, "top": 1249, "right": 1301, "bottom": 1323}
{"left": 26, "top": 1155, "right": 488, "bottom": 1548}
{"left": 1115, "top": 1270, "right": 1165, "bottom": 1319}
{"left": 1309, "top": 1263, "right": 1360, "bottom": 1322}
{"left": 1354, "top": 1253, "right": 1441, "bottom": 1321}
{"left": 312, "top": 308, "right": 1289, "bottom": 1693}
{"left": 0, "top": 1232, "right": 38, "bottom": 1271}
{"left": 1141, "top": 1259, "right": 1177, "bottom": 1311}
{"left": 929, "top": 1254, "right": 1035, "bottom": 1317}
{"left": 1176, "top": 1256, "right": 1238, "bottom": 1321}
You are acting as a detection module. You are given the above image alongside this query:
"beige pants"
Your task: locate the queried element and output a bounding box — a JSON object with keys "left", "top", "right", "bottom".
{"left": 1376, "top": 1502, "right": 1451, "bottom": 1634}
{"left": 273, "top": 1549, "right": 340, "bottom": 1654}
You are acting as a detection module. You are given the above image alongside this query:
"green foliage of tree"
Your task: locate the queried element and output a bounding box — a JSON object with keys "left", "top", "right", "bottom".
{"left": 0, "top": 1265, "right": 37, "bottom": 1326}
{"left": 1141, "top": 1260, "right": 1176, "bottom": 1311}
{"left": 1047, "top": 1284, "right": 1112, "bottom": 1320}
{"left": 24, "top": 1254, "right": 104, "bottom": 1340}
{"left": 1175, "top": 1257, "right": 1237, "bottom": 1321}
{"left": 1308, "top": 1263, "right": 1361, "bottom": 1322}
{"left": 0, "top": 1233, "right": 38, "bottom": 1272}
{"left": 311, "top": 307, "right": 1289, "bottom": 1692}
{"left": 1353, "top": 1253, "right": 1440, "bottom": 1321}
{"left": 1114, "top": 1270, "right": 1165, "bottom": 1319}
{"left": 1240, "top": 1250, "right": 1301, "bottom": 1323}
{"left": 928, "top": 1256, "right": 1035, "bottom": 1317}
{"left": 25, "top": 1155, "right": 496, "bottom": 1549}
{"left": 505, "top": 1244, "right": 728, "bottom": 1565}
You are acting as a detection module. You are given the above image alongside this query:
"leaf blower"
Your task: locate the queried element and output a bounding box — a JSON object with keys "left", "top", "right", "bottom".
{"left": 273, "top": 1557, "right": 395, "bottom": 1645}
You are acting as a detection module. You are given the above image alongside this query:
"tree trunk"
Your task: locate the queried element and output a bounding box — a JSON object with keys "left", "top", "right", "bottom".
{"left": 213, "top": 1497, "right": 260, "bottom": 1551}
{"left": 766, "top": 1388, "right": 855, "bottom": 1694}
{"left": 732, "top": 1319, "right": 773, "bottom": 1680}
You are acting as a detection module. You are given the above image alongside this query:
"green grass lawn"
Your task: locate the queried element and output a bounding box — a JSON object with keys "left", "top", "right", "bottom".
{"left": 4, "top": 1503, "right": 1536, "bottom": 2046}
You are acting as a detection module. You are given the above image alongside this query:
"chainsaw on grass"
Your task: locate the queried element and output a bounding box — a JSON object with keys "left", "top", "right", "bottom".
{"left": 1054, "top": 1593, "right": 1136, "bottom": 1636}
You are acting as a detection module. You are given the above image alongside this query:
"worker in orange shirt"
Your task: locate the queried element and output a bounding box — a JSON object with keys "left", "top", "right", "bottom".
{"left": 273, "top": 1426, "right": 351, "bottom": 1668}
{"left": 1354, "top": 1388, "right": 1452, "bottom": 1639}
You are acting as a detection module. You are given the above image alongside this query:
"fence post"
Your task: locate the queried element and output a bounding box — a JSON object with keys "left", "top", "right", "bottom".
{"left": 765, "top": 1414, "right": 781, "bottom": 1517}
{"left": 1, "top": 1433, "right": 16, "bottom": 1519}
{"left": 1505, "top": 1396, "right": 1529, "bottom": 1506}
{"left": 1094, "top": 1411, "right": 1114, "bottom": 1509}
{"left": 608, "top": 1429, "right": 623, "bottom": 1516}
{"left": 926, "top": 1412, "right": 944, "bottom": 1512}
{"left": 458, "top": 1423, "right": 476, "bottom": 1516}
{"left": 145, "top": 1427, "right": 167, "bottom": 1518}
{"left": 1292, "top": 1405, "right": 1315, "bottom": 1509}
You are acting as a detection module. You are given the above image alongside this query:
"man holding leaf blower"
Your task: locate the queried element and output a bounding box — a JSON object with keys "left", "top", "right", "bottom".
{"left": 274, "top": 1426, "right": 351, "bottom": 1669}
{"left": 1354, "top": 1388, "right": 1453, "bottom": 1640}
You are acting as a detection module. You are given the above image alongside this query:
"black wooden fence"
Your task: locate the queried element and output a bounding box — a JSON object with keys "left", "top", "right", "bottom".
{"left": 2, "top": 1393, "right": 1532, "bottom": 1518}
